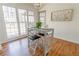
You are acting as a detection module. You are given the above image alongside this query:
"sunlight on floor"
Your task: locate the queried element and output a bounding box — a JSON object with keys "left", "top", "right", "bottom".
{"left": 6, "top": 38, "right": 30, "bottom": 56}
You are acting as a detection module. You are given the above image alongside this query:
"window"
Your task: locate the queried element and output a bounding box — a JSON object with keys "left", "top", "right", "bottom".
{"left": 18, "top": 9, "right": 35, "bottom": 35}
{"left": 3, "top": 6, "right": 18, "bottom": 38}
{"left": 3, "top": 6, "right": 35, "bottom": 39}
{"left": 39, "top": 11, "right": 46, "bottom": 28}
{"left": 28, "top": 10, "right": 35, "bottom": 28}
{"left": 18, "top": 9, "right": 27, "bottom": 35}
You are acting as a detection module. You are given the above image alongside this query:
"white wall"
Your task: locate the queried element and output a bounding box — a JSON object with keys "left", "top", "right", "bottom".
{"left": 0, "top": 3, "right": 37, "bottom": 44}
{"left": 39, "top": 3, "right": 79, "bottom": 44}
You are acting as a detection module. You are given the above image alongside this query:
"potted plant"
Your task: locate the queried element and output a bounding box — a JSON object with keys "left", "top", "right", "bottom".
{"left": 36, "top": 20, "right": 42, "bottom": 29}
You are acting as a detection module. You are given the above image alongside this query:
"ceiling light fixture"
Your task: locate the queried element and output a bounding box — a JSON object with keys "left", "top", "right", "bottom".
{"left": 33, "top": 3, "right": 42, "bottom": 10}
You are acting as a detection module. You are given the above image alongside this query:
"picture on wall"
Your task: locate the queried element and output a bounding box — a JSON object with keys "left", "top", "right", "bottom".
{"left": 51, "top": 9, "right": 73, "bottom": 21}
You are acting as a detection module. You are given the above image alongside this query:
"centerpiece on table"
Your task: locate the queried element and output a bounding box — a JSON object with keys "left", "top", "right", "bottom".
{"left": 36, "top": 20, "right": 42, "bottom": 29}
{"left": 35, "top": 20, "right": 44, "bottom": 36}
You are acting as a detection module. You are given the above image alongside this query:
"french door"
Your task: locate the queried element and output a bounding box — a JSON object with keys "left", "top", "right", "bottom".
{"left": 18, "top": 9, "right": 27, "bottom": 35}
{"left": 3, "top": 5, "right": 35, "bottom": 39}
{"left": 3, "top": 6, "right": 19, "bottom": 38}
{"left": 18, "top": 9, "right": 35, "bottom": 35}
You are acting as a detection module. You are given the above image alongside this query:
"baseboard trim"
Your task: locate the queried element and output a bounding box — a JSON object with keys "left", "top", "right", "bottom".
{"left": 54, "top": 37, "right": 79, "bottom": 45}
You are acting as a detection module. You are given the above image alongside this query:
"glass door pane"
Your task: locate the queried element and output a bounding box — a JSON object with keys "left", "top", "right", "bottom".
{"left": 18, "top": 9, "right": 27, "bottom": 35}
{"left": 3, "top": 6, "right": 18, "bottom": 38}
{"left": 20, "top": 23, "right": 26, "bottom": 34}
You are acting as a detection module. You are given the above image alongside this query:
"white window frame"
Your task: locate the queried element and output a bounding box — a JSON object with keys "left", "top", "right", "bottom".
{"left": 39, "top": 11, "right": 46, "bottom": 28}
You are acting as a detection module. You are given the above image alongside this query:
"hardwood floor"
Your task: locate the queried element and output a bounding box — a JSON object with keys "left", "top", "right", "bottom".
{"left": 0, "top": 36, "right": 79, "bottom": 56}
{"left": 1, "top": 38, "right": 30, "bottom": 56}
{"left": 48, "top": 37, "right": 79, "bottom": 56}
